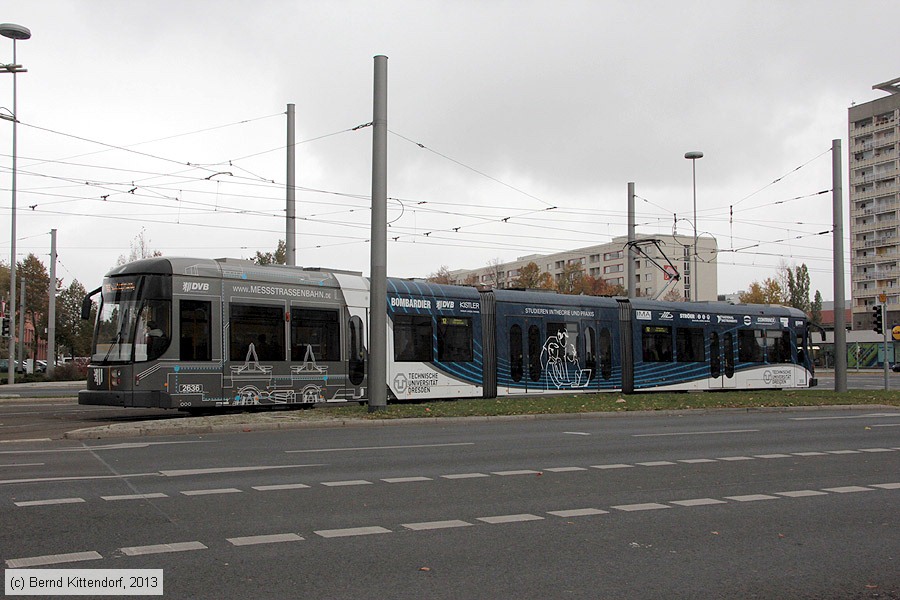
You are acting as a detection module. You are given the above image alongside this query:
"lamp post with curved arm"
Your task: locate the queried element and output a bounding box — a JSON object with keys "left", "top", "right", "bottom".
{"left": 684, "top": 151, "right": 703, "bottom": 301}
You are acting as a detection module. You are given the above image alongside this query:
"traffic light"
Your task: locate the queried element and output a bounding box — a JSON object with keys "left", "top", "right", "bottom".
{"left": 1, "top": 317, "right": 8, "bottom": 337}
{"left": 872, "top": 304, "right": 883, "bottom": 335}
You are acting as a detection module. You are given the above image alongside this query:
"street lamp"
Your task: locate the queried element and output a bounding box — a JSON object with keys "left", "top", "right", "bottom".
{"left": 0, "top": 22, "right": 30, "bottom": 384}
{"left": 684, "top": 151, "right": 703, "bottom": 302}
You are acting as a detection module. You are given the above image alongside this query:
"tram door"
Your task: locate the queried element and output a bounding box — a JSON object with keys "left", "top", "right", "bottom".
{"left": 505, "top": 317, "right": 543, "bottom": 394}
{"left": 708, "top": 330, "right": 736, "bottom": 389}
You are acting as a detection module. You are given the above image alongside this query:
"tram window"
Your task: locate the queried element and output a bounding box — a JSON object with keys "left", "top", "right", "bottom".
{"left": 180, "top": 300, "right": 211, "bottom": 361}
{"left": 584, "top": 327, "right": 597, "bottom": 381}
{"left": 599, "top": 327, "right": 612, "bottom": 380}
{"left": 394, "top": 315, "right": 433, "bottom": 362}
{"left": 723, "top": 332, "right": 735, "bottom": 377}
{"left": 509, "top": 324, "right": 523, "bottom": 382}
{"left": 137, "top": 300, "right": 171, "bottom": 362}
{"left": 528, "top": 325, "right": 541, "bottom": 382}
{"left": 642, "top": 326, "right": 672, "bottom": 362}
{"left": 676, "top": 327, "right": 705, "bottom": 362}
{"left": 710, "top": 332, "right": 720, "bottom": 378}
{"left": 230, "top": 304, "right": 285, "bottom": 362}
{"left": 738, "top": 329, "right": 764, "bottom": 363}
{"left": 766, "top": 330, "right": 792, "bottom": 364}
{"left": 291, "top": 308, "right": 340, "bottom": 362}
{"left": 437, "top": 317, "right": 473, "bottom": 362}
{"left": 349, "top": 316, "right": 365, "bottom": 386}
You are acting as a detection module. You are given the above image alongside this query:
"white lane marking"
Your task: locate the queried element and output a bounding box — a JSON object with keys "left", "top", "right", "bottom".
{"left": 227, "top": 533, "right": 303, "bottom": 546}
{"left": 0, "top": 473, "right": 157, "bottom": 485}
{"left": 717, "top": 456, "right": 754, "bottom": 461}
{"left": 872, "top": 423, "right": 900, "bottom": 427}
{"left": 669, "top": 498, "right": 727, "bottom": 507}
{"left": 563, "top": 431, "right": 591, "bottom": 436}
{"left": 102, "top": 493, "right": 168, "bottom": 501}
{"left": 0, "top": 438, "right": 52, "bottom": 444}
{"left": 440, "top": 473, "right": 489, "bottom": 479}
{"left": 678, "top": 459, "right": 718, "bottom": 464}
{"left": 180, "top": 488, "right": 242, "bottom": 496}
{"left": 492, "top": 470, "right": 541, "bottom": 476}
{"left": 725, "top": 494, "right": 780, "bottom": 502}
{"left": 822, "top": 486, "right": 874, "bottom": 493}
{"left": 0, "top": 441, "right": 210, "bottom": 454}
{"left": 633, "top": 429, "right": 758, "bottom": 437}
{"left": 776, "top": 490, "right": 829, "bottom": 498}
{"left": 402, "top": 520, "right": 473, "bottom": 531}
{"left": 872, "top": 483, "right": 900, "bottom": 490}
{"left": 826, "top": 450, "right": 861, "bottom": 455}
{"left": 321, "top": 480, "right": 372, "bottom": 487}
{"left": 6, "top": 551, "right": 102, "bottom": 568}
{"left": 0, "top": 462, "right": 44, "bottom": 467}
{"left": 120, "top": 542, "right": 207, "bottom": 556}
{"left": 591, "top": 464, "right": 633, "bottom": 470}
{"left": 160, "top": 464, "right": 321, "bottom": 477}
{"left": 252, "top": 483, "right": 310, "bottom": 491}
{"left": 544, "top": 467, "right": 588, "bottom": 472}
{"left": 858, "top": 448, "right": 894, "bottom": 453}
{"left": 477, "top": 514, "right": 544, "bottom": 524}
{"left": 315, "top": 526, "right": 391, "bottom": 538}
{"left": 547, "top": 508, "right": 608, "bottom": 517}
{"left": 381, "top": 476, "right": 432, "bottom": 483}
{"left": 791, "top": 413, "right": 900, "bottom": 420}
{"left": 14, "top": 497, "right": 85, "bottom": 507}
{"left": 754, "top": 454, "right": 793, "bottom": 459}
{"left": 792, "top": 452, "right": 829, "bottom": 456}
{"left": 286, "top": 442, "right": 474, "bottom": 454}
{"left": 637, "top": 461, "right": 677, "bottom": 467}
{"left": 611, "top": 503, "right": 671, "bottom": 512}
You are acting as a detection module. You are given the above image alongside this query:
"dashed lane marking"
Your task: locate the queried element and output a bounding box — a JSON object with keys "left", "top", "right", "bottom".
{"left": 724, "top": 494, "right": 780, "bottom": 502}
{"left": 227, "top": 533, "right": 303, "bottom": 546}
{"left": 120, "top": 542, "right": 207, "bottom": 556}
{"left": 492, "top": 470, "right": 541, "bottom": 476}
{"left": 320, "top": 480, "right": 372, "bottom": 487}
{"left": 669, "top": 498, "right": 727, "bottom": 507}
{"left": 381, "top": 476, "right": 433, "bottom": 483}
{"left": 544, "top": 467, "right": 589, "bottom": 472}
{"left": 6, "top": 551, "right": 102, "bottom": 568}
{"left": 636, "top": 461, "right": 677, "bottom": 467}
{"left": 314, "top": 526, "right": 391, "bottom": 538}
{"left": 101, "top": 493, "right": 168, "bottom": 501}
{"left": 14, "top": 497, "right": 84, "bottom": 507}
{"left": 252, "top": 483, "right": 310, "bottom": 491}
{"left": 611, "top": 503, "right": 671, "bottom": 512}
{"left": 822, "top": 486, "right": 874, "bottom": 493}
{"left": 477, "top": 514, "right": 544, "bottom": 524}
{"left": 776, "top": 490, "right": 829, "bottom": 497}
{"left": 591, "top": 464, "right": 633, "bottom": 470}
{"left": 402, "top": 520, "right": 473, "bottom": 531}
{"left": 547, "top": 508, "right": 608, "bottom": 517}
{"left": 180, "top": 488, "right": 242, "bottom": 496}
{"left": 440, "top": 473, "right": 489, "bottom": 479}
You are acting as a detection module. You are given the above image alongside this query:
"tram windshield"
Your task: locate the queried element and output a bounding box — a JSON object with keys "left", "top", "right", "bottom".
{"left": 92, "top": 276, "right": 171, "bottom": 364}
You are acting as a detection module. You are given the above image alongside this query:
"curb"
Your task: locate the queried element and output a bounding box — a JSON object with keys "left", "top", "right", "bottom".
{"left": 62, "top": 404, "right": 900, "bottom": 440}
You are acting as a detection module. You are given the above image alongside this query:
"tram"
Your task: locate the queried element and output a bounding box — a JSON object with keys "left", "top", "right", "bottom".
{"left": 78, "top": 257, "right": 817, "bottom": 410}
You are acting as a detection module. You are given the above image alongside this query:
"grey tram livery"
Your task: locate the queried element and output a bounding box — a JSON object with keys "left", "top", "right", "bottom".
{"left": 79, "top": 257, "right": 817, "bottom": 410}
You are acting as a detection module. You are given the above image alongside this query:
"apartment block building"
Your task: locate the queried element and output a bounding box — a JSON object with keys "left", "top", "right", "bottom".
{"left": 849, "top": 77, "right": 900, "bottom": 330}
{"left": 446, "top": 233, "right": 718, "bottom": 301}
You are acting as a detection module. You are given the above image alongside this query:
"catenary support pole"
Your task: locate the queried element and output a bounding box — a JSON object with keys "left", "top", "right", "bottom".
{"left": 286, "top": 103, "right": 296, "bottom": 266}
{"left": 17, "top": 275, "right": 24, "bottom": 372}
{"left": 832, "top": 138, "right": 847, "bottom": 393}
{"left": 47, "top": 228, "right": 56, "bottom": 377}
{"left": 627, "top": 182, "right": 635, "bottom": 298}
{"left": 368, "top": 55, "right": 388, "bottom": 412}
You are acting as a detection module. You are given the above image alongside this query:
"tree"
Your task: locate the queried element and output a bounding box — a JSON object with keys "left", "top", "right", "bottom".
{"left": 116, "top": 228, "right": 162, "bottom": 266}
{"left": 739, "top": 278, "right": 785, "bottom": 305}
{"left": 56, "top": 280, "right": 95, "bottom": 358}
{"left": 557, "top": 262, "right": 586, "bottom": 295}
{"left": 811, "top": 290, "right": 823, "bottom": 325}
{"left": 427, "top": 266, "right": 452, "bottom": 284}
{"left": 19, "top": 254, "right": 51, "bottom": 361}
{"left": 785, "top": 263, "right": 811, "bottom": 315}
{"left": 251, "top": 239, "right": 287, "bottom": 266}
{"left": 512, "top": 262, "right": 543, "bottom": 289}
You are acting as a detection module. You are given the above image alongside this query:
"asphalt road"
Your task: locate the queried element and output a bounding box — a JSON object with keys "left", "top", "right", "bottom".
{"left": 1, "top": 409, "right": 898, "bottom": 599}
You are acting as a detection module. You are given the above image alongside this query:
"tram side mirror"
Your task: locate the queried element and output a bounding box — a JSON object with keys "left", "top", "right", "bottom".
{"left": 81, "top": 287, "right": 101, "bottom": 320}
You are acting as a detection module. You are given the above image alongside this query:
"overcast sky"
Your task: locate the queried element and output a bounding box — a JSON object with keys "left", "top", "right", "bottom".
{"left": 1, "top": 0, "right": 898, "bottom": 301}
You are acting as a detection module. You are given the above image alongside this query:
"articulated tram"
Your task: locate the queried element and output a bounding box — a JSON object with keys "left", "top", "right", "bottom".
{"left": 78, "top": 257, "right": 817, "bottom": 410}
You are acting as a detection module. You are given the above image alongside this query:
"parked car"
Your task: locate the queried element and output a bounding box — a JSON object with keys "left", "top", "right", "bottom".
{"left": 892, "top": 362, "right": 900, "bottom": 373}
{"left": 35, "top": 360, "right": 47, "bottom": 373}
{"left": 0, "top": 359, "right": 26, "bottom": 374}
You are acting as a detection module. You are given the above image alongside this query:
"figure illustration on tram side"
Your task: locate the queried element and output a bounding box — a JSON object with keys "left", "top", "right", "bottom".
{"left": 541, "top": 328, "right": 591, "bottom": 389}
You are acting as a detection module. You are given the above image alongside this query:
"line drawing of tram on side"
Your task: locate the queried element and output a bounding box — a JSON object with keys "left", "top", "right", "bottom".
{"left": 79, "top": 256, "right": 818, "bottom": 411}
